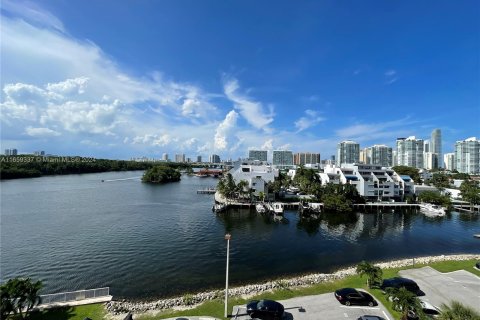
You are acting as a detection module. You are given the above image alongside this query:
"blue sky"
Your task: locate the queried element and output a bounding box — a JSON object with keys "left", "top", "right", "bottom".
{"left": 1, "top": 0, "right": 479, "bottom": 160}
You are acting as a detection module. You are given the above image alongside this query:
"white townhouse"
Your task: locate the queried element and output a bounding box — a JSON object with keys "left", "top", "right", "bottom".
{"left": 323, "top": 163, "right": 414, "bottom": 201}
{"left": 228, "top": 160, "right": 279, "bottom": 197}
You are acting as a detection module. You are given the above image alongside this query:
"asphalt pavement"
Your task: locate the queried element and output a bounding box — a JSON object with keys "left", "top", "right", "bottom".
{"left": 399, "top": 266, "right": 480, "bottom": 312}
{"left": 232, "top": 291, "right": 392, "bottom": 320}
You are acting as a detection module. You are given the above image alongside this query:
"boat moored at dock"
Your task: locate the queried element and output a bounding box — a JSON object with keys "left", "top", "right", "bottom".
{"left": 418, "top": 203, "right": 446, "bottom": 217}
{"left": 272, "top": 202, "right": 284, "bottom": 215}
{"left": 256, "top": 203, "right": 266, "bottom": 213}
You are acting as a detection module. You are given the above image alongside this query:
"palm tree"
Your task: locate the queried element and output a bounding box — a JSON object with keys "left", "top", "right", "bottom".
{"left": 236, "top": 180, "right": 249, "bottom": 199}
{"left": 386, "top": 287, "right": 423, "bottom": 320}
{"left": 2, "top": 278, "right": 43, "bottom": 319}
{"left": 355, "top": 261, "right": 383, "bottom": 288}
{"left": 24, "top": 279, "right": 42, "bottom": 318}
{"left": 0, "top": 284, "right": 13, "bottom": 320}
{"left": 438, "top": 301, "right": 480, "bottom": 320}
{"left": 258, "top": 191, "right": 265, "bottom": 202}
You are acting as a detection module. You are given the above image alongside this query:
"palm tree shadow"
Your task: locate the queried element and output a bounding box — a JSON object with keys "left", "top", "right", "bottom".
{"left": 30, "top": 306, "right": 76, "bottom": 320}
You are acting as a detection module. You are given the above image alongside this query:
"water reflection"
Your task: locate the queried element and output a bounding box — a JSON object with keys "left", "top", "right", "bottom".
{"left": 459, "top": 212, "right": 479, "bottom": 222}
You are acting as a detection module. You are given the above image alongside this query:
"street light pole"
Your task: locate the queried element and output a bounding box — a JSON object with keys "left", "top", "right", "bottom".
{"left": 224, "top": 233, "right": 231, "bottom": 318}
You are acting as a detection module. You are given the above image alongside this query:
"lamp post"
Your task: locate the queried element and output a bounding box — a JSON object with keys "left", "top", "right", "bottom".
{"left": 224, "top": 233, "right": 231, "bottom": 318}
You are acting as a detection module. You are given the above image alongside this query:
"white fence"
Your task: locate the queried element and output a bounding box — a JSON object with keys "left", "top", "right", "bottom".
{"left": 40, "top": 287, "right": 110, "bottom": 305}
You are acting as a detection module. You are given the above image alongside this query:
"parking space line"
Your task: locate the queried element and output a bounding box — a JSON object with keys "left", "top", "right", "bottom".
{"left": 344, "top": 312, "right": 348, "bottom": 317}
{"left": 383, "top": 310, "right": 391, "bottom": 320}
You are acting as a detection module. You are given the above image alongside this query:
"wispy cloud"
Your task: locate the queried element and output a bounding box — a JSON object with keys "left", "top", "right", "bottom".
{"left": 223, "top": 78, "right": 274, "bottom": 131}
{"left": 2, "top": 0, "right": 65, "bottom": 32}
{"left": 335, "top": 117, "right": 415, "bottom": 144}
{"left": 384, "top": 69, "right": 398, "bottom": 85}
{"left": 294, "top": 109, "right": 325, "bottom": 132}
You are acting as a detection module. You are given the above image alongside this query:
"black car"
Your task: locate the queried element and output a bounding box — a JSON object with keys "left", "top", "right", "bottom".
{"left": 475, "top": 261, "right": 480, "bottom": 269}
{"left": 357, "top": 316, "right": 386, "bottom": 320}
{"left": 380, "top": 277, "right": 421, "bottom": 295}
{"left": 334, "top": 288, "right": 378, "bottom": 307}
{"left": 246, "top": 299, "right": 284, "bottom": 320}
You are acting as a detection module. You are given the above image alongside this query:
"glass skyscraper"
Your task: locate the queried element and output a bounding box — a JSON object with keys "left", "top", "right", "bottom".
{"left": 431, "top": 128, "right": 442, "bottom": 168}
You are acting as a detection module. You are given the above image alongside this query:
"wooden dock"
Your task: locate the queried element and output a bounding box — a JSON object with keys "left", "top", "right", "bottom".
{"left": 197, "top": 188, "right": 216, "bottom": 194}
{"left": 353, "top": 202, "right": 418, "bottom": 213}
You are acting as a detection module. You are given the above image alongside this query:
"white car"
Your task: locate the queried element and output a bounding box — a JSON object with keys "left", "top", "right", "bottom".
{"left": 420, "top": 300, "right": 441, "bottom": 318}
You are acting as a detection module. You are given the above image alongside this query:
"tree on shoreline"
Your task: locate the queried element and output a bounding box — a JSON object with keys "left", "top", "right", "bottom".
{"left": 0, "top": 277, "right": 43, "bottom": 319}
{"left": 417, "top": 190, "right": 451, "bottom": 207}
{"left": 459, "top": 180, "right": 480, "bottom": 210}
{"left": 392, "top": 166, "right": 421, "bottom": 184}
{"left": 355, "top": 261, "right": 382, "bottom": 288}
{"left": 142, "top": 165, "right": 181, "bottom": 183}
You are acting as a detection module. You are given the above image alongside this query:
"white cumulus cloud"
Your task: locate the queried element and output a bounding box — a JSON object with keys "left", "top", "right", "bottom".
{"left": 214, "top": 110, "right": 238, "bottom": 151}
{"left": 25, "top": 126, "right": 61, "bottom": 137}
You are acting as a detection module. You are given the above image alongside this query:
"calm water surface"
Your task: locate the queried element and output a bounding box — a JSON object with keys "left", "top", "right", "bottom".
{"left": 1, "top": 171, "right": 479, "bottom": 299}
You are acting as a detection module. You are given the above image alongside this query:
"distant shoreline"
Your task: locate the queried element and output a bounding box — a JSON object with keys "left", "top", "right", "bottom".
{"left": 106, "top": 253, "right": 480, "bottom": 315}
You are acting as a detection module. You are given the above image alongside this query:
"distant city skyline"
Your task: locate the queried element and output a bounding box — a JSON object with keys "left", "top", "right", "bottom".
{"left": 1, "top": 1, "right": 479, "bottom": 160}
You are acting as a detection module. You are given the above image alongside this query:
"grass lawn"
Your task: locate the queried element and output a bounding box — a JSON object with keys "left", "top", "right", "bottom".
{"left": 29, "top": 303, "right": 105, "bottom": 320}
{"left": 37, "top": 259, "right": 479, "bottom": 320}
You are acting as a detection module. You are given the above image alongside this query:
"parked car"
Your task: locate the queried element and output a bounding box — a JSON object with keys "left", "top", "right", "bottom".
{"left": 246, "top": 299, "right": 284, "bottom": 320}
{"left": 403, "top": 301, "right": 440, "bottom": 320}
{"left": 420, "top": 300, "right": 441, "bottom": 318}
{"left": 357, "top": 316, "right": 386, "bottom": 320}
{"left": 380, "top": 277, "right": 421, "bottom": 295}
{"left": 334, "top": 288, "right": 377, "bottom": 307}
{"left": 475, "top": 261, "right": 480, "bottom": 269}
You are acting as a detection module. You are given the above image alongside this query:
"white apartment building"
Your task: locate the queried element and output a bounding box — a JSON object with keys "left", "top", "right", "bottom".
{"left": 444, "top": 153, "right": 455, "bottom": 171}
{"left": 396, "top": 136, "right": 424, "bottom": 169}
{"left": 323, "top": 163, "right": 414, "bottom": 201}
{"left": 175, "top": 154, "right": 185, "bottom": 163}
{"left": 455, "top": 137, "right": 480, "bottom": 174}
{"left": 424, "top": 152, "right": 437, "bottom": 170}
{"left": 228, "top": 160, "right": 279, "bottom": 197}
{"left": 336, "top": 140, "right": 360, "bottom": 166}
{"left": 362, "top": 145, "right": 392, "bottom": 167}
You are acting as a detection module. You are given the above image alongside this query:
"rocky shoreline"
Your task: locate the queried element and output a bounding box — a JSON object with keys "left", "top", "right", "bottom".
{"left": 106, "top": 254, "right": 479, "bottom": 316}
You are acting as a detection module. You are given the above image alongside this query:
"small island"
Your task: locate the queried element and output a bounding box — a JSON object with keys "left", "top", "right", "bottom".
{"left": 141, "top": 165, "right": 181, "bottom": 183}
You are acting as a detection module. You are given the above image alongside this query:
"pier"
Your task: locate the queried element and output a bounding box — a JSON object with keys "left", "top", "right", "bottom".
{"left": 353, "top": 202, "right": 418, "bottom": 213}
{"left": 197, "top": 187, "right": 216, "bottom": 194}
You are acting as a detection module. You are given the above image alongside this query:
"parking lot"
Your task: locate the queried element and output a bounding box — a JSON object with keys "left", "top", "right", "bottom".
{"left": 232, "top": 291, "right": 392, "bottom": 320}
{"left": 399, "top": 266, "right": 480, "bottom": 312}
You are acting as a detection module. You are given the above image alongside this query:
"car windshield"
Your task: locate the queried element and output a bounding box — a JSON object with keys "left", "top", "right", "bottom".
{"left": 257, "top": 300, "right": 272, "bottom": 309}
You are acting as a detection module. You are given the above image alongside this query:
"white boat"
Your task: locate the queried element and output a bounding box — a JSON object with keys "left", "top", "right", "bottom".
{"left": 418, "top": 203, "right": 446, "bottom": 217}
{"left": 272, "top": 202, "right": 284, "bottom": 215}
{"left": 256, "top": 203, "right": 266, "bottom": 213}
{"left": 212, "top": 203, "right": 228, "bottom": 213}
